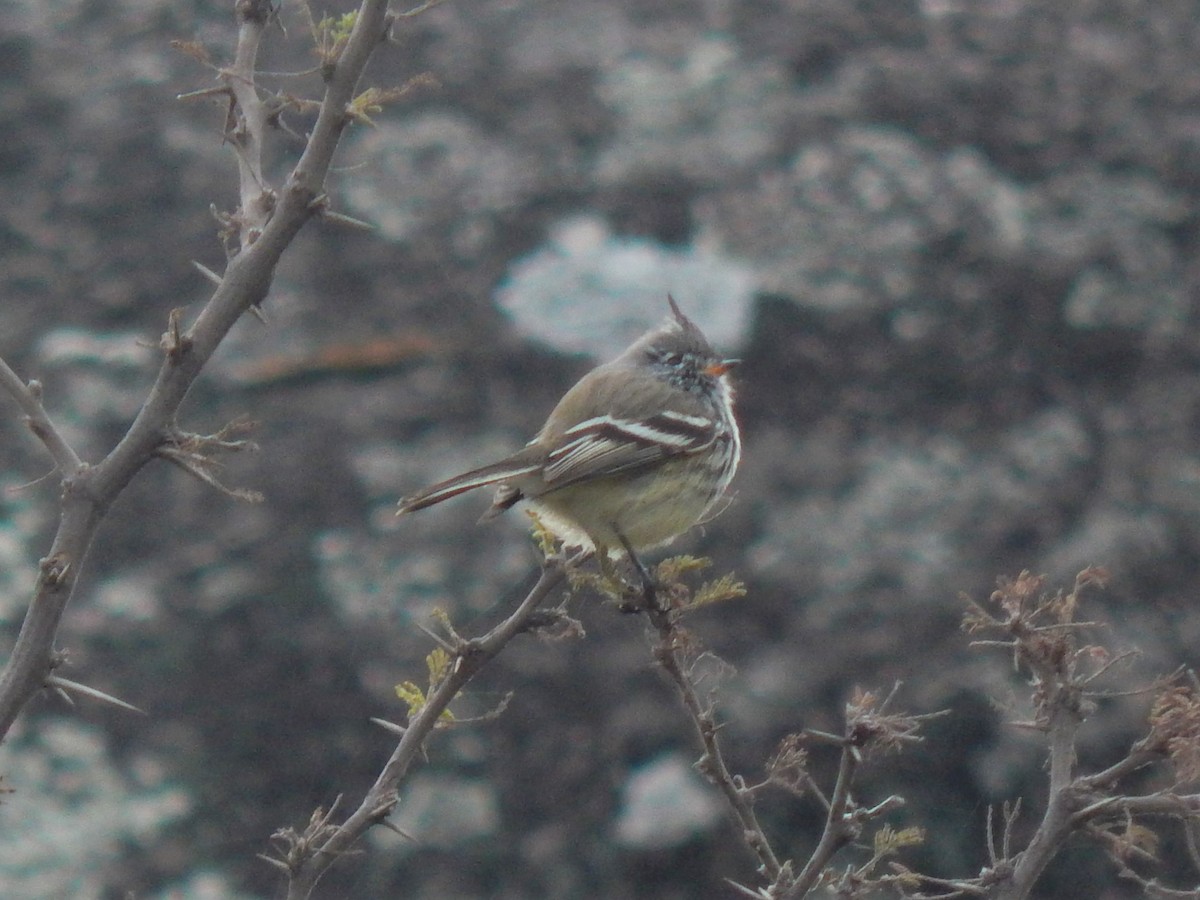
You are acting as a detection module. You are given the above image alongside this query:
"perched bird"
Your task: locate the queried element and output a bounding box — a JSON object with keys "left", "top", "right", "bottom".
{"left": 397, "top": 296, "right": 741, "bottom": 560}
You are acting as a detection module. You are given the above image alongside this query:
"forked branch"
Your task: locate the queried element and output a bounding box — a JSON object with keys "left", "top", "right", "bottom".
{"left": 272, "top": 555, "right": 574, "bottom": 899}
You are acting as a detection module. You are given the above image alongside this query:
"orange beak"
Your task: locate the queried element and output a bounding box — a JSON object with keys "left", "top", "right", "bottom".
{"left": 704, "top": 359, "right": 740, "bottom": 377}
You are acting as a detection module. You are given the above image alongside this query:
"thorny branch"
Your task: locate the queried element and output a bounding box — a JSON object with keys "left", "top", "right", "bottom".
{"left": 615, "top": 560, "right": 934, "bottom": 899}
{"left": 944, "top": 570, "right": 1200, "bottom": 900}
{"left": 0, "top": 0, "right": 396, "bottom": 739}
{"left": 269, "top": 554, "right": 577, "bottom": 900}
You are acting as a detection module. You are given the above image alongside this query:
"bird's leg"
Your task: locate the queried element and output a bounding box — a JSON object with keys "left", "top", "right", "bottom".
{"left": 594, "top": 547, "right": 638, "bottom": 613}
{"left": 615, "top": 529, "right": 660, "bottom": 612}
{"left": 595, "top": 546, "right": 620, "bottom": 584}
{"left": 565, "top": 547, "right": 595, "bottom": 570}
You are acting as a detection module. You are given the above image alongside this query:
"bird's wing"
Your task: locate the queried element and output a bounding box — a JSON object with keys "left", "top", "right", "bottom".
{"left": 542, "top": 410, "right": 718, "bottom": 487}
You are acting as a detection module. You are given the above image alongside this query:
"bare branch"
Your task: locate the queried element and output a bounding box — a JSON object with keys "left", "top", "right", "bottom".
{"left": 277, "top": 555, "right": 573, "bottom": 897}
{"left": 1074, "top": 791, "right": 1200, "bottom": 823}
{"left": 783, "top": 732, "right": 865, "bottom": 897}
{"left": 222, "top": 0, "right": 277, "bottom": 249}
{"left": 0, "top": 356, "right": 85, "bottom": 474}
{"left": 630, "top": 572, "right": 786, "bottom": 885}
{"left": 953, "top": 570, "right": 1200, "bottom": 900}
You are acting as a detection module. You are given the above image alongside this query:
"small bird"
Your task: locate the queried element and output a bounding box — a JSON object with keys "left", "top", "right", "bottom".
{"left": 397, "top": 296, "right": 741, "bottom": 560}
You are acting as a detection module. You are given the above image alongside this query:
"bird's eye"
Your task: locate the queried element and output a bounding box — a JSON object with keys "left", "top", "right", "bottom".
{"left": 664, "top": 352, "right": 684, "bottom": 366}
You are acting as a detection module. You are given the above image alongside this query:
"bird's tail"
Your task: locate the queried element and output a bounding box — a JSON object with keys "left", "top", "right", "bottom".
{"left": 397, "top": 459, "right": 541, "bottom": 515}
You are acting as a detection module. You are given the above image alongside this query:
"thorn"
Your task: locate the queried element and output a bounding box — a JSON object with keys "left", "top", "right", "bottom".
{"left": 415, "top": 621, "right": 456, "bottom": 652}
{"left": 255, "top": 853, "right": 293, "bottom": 873}
{"left": 369, "top": 717, "right": 407, "bottom": 737}
{"left": 801, "top": 728, "right": 845, "bottom": 746}
{"left": 160, "top": 307, "right": 193, "bottom": 361}
{"left": 319, "top": 208, "right": 376, "bottom": 232}
{"left": 370, "top": 792, "right": 400, "bottom": 819}
{"left": 723, "top": 878, "right": 771, "bottom": 899}
{"left": 191, "top": 260, "right": 224, "bottom": 286}
{"left": 177, "top": 85, "right": 233, "bottom": 101}
{"left": 46, "top": 675, "right": 145, "bottom": 715}
{"left": 398, "top": 0, "right": 450, "bottom": 17}
{"left": 319, "top": 794, "right": 344, "bottom": 826}
{"left": 4, "top": 467, "right": 56, "bottom": 494}
{"left": 51, "top": 685, "right": 75, "bottom": 706}
{"left": 39, "top": 554, "right": 71, "bottom": 586}
{"left": 376, "top": 819, "right": 417, "bottom": 842}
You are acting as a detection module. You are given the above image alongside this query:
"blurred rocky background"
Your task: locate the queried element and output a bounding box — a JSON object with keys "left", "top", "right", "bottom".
{"left": 3, "top": 0, "right": 1200, "bottom": 897}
